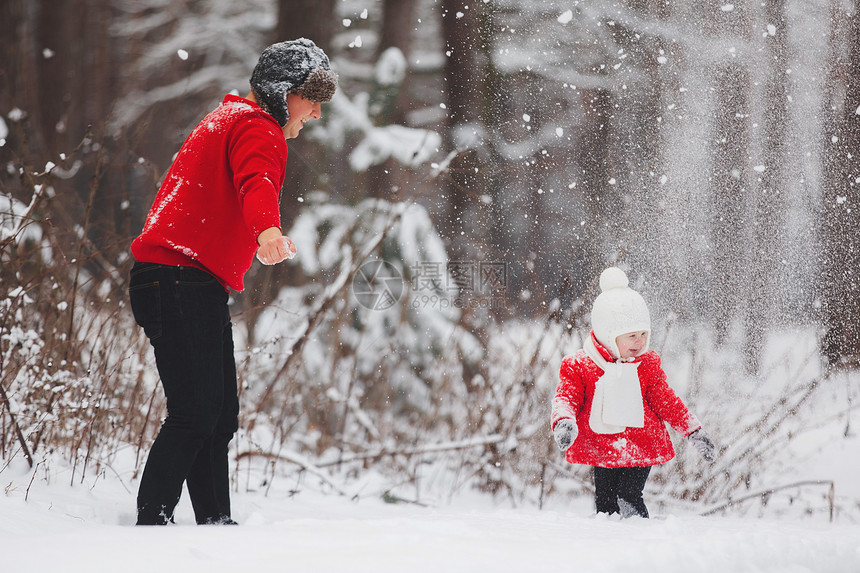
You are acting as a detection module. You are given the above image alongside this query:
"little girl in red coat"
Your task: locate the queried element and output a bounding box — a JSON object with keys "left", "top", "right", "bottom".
{"left": 551, "top": 267, "right": 715, "bottom": 518}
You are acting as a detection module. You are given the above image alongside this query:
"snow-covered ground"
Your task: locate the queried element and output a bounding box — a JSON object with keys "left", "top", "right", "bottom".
{"left": 1, "top": 324, "right": 858, "bottom": 572}
{"left": 1, "top": 454, "right": 858, "bottom": 573}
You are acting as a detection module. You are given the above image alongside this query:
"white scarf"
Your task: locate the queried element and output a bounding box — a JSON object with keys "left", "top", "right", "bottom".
{"left": 583, "top": 336, "right": 645, "bottom": 434}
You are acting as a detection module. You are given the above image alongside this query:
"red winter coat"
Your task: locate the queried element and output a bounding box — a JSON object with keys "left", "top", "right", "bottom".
{"left": 551, "top": 333, "right": 701, "bottom": 468}
{"left": 131, "top": 94, "right": 287, "bottom": 291}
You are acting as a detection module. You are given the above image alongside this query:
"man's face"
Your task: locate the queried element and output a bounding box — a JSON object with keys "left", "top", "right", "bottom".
{"left": 283, "top": 93, "right": 322, "bottom": 139}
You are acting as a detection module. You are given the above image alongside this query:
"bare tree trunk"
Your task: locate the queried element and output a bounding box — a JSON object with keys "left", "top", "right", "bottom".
{"left": 376, "top": 0, "right": 418, "bottom": 126}
{"left": 276, "top": 0, "right": 336, "bottom": 50}
{"left": 1, "top": 0, "right": 117, "bottom": 240}
{"left": 0, "top": 0, "right": 45, "bottom": 164}
{"left": 475, "top": 5, "right": 508, "bottom": 266}
{"left": 577, "top": 87, "right": 617, "bottom": 260}
{"left": 711, "top": 64, "right": 751, "bottom": 345}
{"left": 611, "top": 6, "right": 669, "bottom": 289}
{"left": 821, "top": 2, "right": 860, "bottom": 370}
{"left": 743, "top": 0, "right": 790, "bottom": 374}
{"left": 439, "top": 0, "right": 483, "bottom": 256}
{"left": 379, "top": 0, "right": 416, "bottom": 63}
{"left": 367, "top": 0, "right": 418, "bottom": 199}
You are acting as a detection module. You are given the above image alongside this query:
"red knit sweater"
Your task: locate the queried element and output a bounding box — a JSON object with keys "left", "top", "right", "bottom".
{"left": 131, "top": 95, "right": 287, "bottom": 291}
{"left": 551, "top": 333, "right": 701, "bottom": 468}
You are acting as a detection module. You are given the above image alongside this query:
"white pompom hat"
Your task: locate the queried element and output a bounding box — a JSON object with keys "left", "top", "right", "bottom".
{"left": 590, "top": 267, "right": 651, "bottom": 359}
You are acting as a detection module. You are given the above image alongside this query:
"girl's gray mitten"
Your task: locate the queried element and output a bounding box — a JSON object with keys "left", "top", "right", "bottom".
{"left": 688, "top": 429, "right": 716, "bottom": 462}
{"left": 553, "top": 418, "right": 577, "bottom": 451}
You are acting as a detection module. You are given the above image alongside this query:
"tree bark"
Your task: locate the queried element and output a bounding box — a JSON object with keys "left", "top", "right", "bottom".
{"left": 276, "top": 0, "right": 336, "bottom": 51}
{"left": 821, "top": 4, "right": 860, "bottom": 369}
{"left": 743, "top": 0, "right": 789, "bottom": 374}
{"left": 439, "top": 0, "right": 482, "bottom": 254}
{"left": 367, "top": 0, "right": 418, "bottom": 198}
{"left": 0, "top": 0, "right": 44, "bottom": 163}
{"left": 711, "top": 63, "right": 751, "bottom": 345}
{"left": 379, "top": 0, "right": 416, "bottom": 59}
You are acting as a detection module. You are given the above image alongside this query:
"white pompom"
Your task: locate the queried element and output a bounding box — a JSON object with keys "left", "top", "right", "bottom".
{"left": 599, "top": 267, "right": 629, "bottom": 292}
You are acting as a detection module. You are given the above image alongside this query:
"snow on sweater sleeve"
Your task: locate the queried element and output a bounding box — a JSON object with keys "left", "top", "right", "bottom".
{"left": 640, "top": 353, "right": 701, "bottom": 436}
{"left": 228, "top": 115, "right": 287, "bottom": 240}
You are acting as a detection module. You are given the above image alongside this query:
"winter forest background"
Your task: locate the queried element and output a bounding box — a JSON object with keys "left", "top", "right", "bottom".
{"left": 2, "top": 0, "right": 860, "bottom": 521}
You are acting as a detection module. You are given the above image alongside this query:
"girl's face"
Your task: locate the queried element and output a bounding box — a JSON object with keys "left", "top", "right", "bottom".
{"left": 616, "top": 331, "right": 648, "bottom": 359}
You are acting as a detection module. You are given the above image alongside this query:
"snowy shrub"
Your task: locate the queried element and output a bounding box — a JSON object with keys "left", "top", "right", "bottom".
{"left": 228, "top": 194, "right": 598, "bottom": 505}
{"left": 1, "top": 172, "right": 155, "bottom": 482}
{"left": 1, "top": 175, "right": 851, "bottom": 519}
{"left": 237, "top": 197, "right": 474, "bottom": 449}
{"left": 1, "top": 191, "right": 51, "bottom": 265}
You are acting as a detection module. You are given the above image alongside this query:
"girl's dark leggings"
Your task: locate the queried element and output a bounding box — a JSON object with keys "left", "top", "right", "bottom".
{"left": 593, "top": 466, "right": 652, "bottom": 518}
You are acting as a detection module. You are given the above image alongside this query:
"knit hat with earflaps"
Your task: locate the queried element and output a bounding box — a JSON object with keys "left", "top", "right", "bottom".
{"left": 590, "top": 267, "right": 651, "bottom": 360}
{"left": 250, "top": 38, "right": 338, "bottom": 127}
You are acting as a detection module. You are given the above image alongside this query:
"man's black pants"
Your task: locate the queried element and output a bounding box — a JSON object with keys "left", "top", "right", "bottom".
{"left": 129, "top": 262, "right": 239, "bottom": 525}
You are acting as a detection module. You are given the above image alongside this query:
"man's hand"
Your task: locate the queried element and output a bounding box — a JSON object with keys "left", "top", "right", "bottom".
{"left": 256, "top": 227, "right": 297, "bottom": 265}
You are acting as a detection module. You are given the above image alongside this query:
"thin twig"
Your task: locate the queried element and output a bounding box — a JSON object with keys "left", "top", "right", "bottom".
{"left": 313, "top": 431, "right": 525, "bottom": 467}
{"left": 700, "top": 480, "right": 835, "bottom": 520}
{"left": 235, "top": 449, "right": 351, "bottom": 497}
{"left": 698, "top": 375, "right": 822, "bottom": 489}
{"left": 66, "top": 133, "right": 106, "bottom": 357}
{"left": 25, "top": 459, "right": 45, "bottom": 501}
{"left": 0, "top": 380, "right": 34, "bottom": 469}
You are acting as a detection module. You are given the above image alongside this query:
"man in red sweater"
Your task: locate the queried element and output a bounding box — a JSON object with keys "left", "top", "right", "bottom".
{"left": 128, "top": 39, "right": 337, "bottom": 525}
